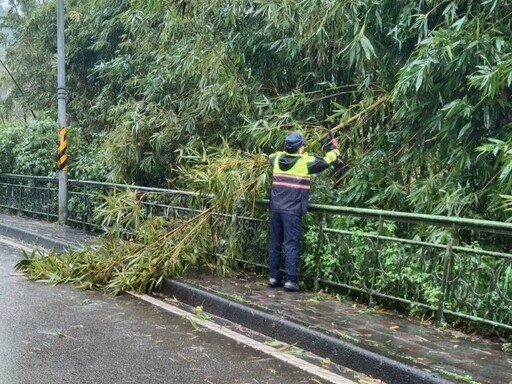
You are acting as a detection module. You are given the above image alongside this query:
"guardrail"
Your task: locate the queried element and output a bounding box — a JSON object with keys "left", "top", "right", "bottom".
{"left": 1, "top": 173, "right": 511, "bottom": 332}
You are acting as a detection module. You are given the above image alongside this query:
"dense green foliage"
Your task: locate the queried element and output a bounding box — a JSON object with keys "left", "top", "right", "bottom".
{"left": 0, "top": 118, "right": 107, "bottom": 179}
{"left": 1, "top": 0, "right": 512, "bottom": 220}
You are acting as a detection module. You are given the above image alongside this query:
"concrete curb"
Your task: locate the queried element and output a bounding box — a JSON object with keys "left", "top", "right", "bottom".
{"left": 161, "top": 279, "right": 453, "bottom": 384}
{"left": 0, "top": 222, "right": 73, "bottom": 252}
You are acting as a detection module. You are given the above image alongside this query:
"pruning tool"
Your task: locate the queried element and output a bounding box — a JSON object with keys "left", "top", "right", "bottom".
{"left": 322, "top": 126, "right": 345, "bottom": 170}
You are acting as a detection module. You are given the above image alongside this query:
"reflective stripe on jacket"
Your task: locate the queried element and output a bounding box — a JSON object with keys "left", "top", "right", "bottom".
{"left": 269, "top": 150, "right": 338, "bottom": 216}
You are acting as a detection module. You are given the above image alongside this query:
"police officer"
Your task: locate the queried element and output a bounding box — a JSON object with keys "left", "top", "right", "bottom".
{"left": 268, "top": 131, "right": 340, "bottom": 291}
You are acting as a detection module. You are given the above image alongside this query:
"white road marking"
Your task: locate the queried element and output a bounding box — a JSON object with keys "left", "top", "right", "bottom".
{"left": 131, "top": 293, "right": 357, "bottom": 384}
{"left": 0, "top": 235, "right": 36, "bottom": 253}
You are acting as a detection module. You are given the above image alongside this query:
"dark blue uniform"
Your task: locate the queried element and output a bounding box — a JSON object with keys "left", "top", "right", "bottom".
{"left": 268, "top": 148, "right": 338, "bottom": 286}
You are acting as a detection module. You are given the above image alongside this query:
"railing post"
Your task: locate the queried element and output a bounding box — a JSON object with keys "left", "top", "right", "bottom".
{"left": 313, "top": 212, "right": 326, "bottom": 292}
{"left": 369, "top": 216, "right": 384, "bottom": 307}
{"left": 83, "top": 182, "right": 88, "bottom": 231}
{"left": 436, "top": 236, "right": 454, "bottom": 326}
{"left": 18, "top": 176, "right": 23, "bottom": 215}
{"left": 46, "top": 178, "right": 50, "bottom": 222}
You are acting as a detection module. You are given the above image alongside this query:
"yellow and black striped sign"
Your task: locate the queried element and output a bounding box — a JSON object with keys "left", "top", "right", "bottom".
{"left": 58, "top": 127, "right": 68, "bottom": 171}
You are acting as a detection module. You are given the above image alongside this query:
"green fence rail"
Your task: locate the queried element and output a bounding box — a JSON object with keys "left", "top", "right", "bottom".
{"left": 1, "top": 173, "right": 511, "bottom": 332}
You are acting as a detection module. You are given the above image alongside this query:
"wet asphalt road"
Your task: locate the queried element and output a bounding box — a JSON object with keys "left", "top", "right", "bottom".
{"left": 0, "top": 237, "right": 329, "bottom": 384}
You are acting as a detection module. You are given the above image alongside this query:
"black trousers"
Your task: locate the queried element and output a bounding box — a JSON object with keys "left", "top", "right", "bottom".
{"left": 268, "top": 211, "right": 303, "bottom": 283}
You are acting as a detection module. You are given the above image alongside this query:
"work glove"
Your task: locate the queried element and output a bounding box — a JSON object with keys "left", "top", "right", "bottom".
{"left": 322, "top": 136, "right": 339, "bottom": 151}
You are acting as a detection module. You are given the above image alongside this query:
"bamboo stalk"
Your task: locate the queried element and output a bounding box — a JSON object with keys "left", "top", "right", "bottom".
{"left": 331, "top": 93, "right": 389, "bottom": 134}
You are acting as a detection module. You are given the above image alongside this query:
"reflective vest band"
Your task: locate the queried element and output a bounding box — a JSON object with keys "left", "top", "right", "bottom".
{"left": 272, "top": 174, "right": 311, "bottom": 190}
{"left": 272, "top": 181, "right": 311, "bottom": 190}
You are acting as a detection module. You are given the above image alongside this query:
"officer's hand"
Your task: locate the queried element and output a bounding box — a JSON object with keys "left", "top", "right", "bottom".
{"left": 330, "top": 138, "right": 339, "bottom": 150}
{"left": 332, "top": 148, "right": 340, "bottom": 156}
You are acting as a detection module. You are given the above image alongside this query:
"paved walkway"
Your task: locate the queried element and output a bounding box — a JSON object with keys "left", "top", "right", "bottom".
{"left": 0, "top": 212, "right": 510, "bottom": 384}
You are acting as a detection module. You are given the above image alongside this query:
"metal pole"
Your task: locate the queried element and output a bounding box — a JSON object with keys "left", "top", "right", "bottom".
{"left": 57, "top": 0, "right": 68, "bottom": 224}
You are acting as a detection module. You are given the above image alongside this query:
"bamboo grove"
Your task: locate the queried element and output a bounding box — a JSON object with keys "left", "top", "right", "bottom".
{"left": 1, "top": 0, "right": 512, "bottom": 222}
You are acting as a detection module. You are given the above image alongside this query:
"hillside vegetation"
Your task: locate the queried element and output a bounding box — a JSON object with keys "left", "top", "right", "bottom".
{"left": 0, "top": 0, "right": 511, "bottom": 221}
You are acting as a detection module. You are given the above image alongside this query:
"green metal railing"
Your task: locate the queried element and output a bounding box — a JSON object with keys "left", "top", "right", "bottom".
{"left": 1, "top": 173, "right": 511, "bottom": 332}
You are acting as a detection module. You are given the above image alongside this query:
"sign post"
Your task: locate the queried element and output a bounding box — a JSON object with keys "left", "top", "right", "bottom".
{"left": 57, "top": 0, "right": 67, "bottom": 224}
